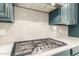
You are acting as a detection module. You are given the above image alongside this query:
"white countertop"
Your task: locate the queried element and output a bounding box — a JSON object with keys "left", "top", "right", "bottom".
{"left": 0, "top": 35, "right": 79, "bottom": 56}
{"left": 0, "top": 43, "right": 14, "bottom": 56}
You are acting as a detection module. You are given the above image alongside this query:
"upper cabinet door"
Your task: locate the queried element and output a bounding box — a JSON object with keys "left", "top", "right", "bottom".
{"left": 49, "top": 3, "right": 77, "bottom": 25}
{"left": 68, "top": 4, "right": 77, "bottom": 25}
{"left": 60, "top": 4, "right": 68, "bottom": 24}
{"left": 0, "top": 3, "right": 5, "bottom": 13}
{"left": 0, "top": 3, "right": 14, "bottom": 22}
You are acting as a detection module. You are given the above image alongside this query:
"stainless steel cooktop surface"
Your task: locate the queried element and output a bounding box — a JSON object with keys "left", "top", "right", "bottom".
{"left": 11, "top": 38, "right": 67, "bottom": 56}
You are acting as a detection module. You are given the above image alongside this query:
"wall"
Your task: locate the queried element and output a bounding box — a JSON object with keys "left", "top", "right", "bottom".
{"left": 0, "top": 6, "right": 68, "bottom": 44}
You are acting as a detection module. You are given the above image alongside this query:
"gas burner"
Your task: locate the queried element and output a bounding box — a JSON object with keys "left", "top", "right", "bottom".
{"left": 11, "top": 38, "right": 67, "bottom": 56}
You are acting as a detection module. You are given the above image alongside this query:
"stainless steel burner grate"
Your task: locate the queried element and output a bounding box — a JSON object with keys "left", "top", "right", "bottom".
{"left": 11, "top": 38, "right": 67, "bottom": 56}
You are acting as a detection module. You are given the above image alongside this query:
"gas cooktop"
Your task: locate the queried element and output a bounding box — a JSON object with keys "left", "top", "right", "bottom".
{"left": 11, "top": 38, "right": 67, "bottom": 56}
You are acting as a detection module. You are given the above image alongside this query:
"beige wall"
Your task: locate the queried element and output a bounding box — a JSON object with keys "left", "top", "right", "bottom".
{"left": 0, "top": 6, "right": 68, "bottom": 44}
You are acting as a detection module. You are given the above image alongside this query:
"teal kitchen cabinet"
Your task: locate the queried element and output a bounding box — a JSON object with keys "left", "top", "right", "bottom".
{"left": 0, "top": 4, "right": 5, "bottom": 13}
{"left": 60, "top": 4, "right": 68, "bottom": 24}
{"left": 54, "top": 50, "right": 71, "bottom": 56}
{"left": 49, "top": 3, "right": 77, "bottom": 25}
{"left": 70, "top": 46, "right": 79, "bottom": 56}
{"left": 68, "top": 25, "right": 79, "bottom": 37}
{"left": 49, "top": 8, "right": 60, "bottom": 24}
{"left": 54, "top": 46, "right": 79, "bottom": 56}
{"left": 0, "top": 3, "right": 14, "bottom": 22}
{"left": 68, "top": 4, "right": 79, "bottom": 37}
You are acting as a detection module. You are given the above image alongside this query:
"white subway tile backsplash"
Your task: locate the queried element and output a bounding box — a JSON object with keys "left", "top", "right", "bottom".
{"left": 0, "top": 29, "right": 6, "bottom": 36}
{"left": 0, "top": 6, "right": 68, "bottom": 43}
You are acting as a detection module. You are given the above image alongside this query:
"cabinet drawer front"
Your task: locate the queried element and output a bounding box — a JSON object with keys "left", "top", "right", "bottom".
{"left": 72, "top": 46, "right": 79, "bottom": 55}
{"left": 54, "top": 50, "right": 70, "bottom": 56}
